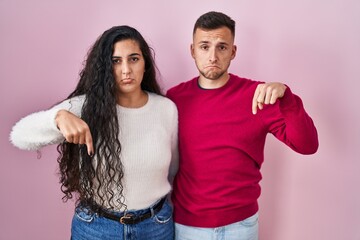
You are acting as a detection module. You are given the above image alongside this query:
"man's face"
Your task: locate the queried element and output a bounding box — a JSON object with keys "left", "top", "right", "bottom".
{"left": 191, "top": 27, "right": 236, "bottom": 82}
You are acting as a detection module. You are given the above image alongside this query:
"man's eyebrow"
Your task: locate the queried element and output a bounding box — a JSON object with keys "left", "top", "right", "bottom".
{"left": 197, "top": 41, "right": 229, "bottom": 45}
{"left": 198, "top": 40, "right": 210, "bottom": 44}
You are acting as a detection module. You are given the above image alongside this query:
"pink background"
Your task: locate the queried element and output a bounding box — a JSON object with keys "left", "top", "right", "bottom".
{"left": 1, "top": 0, "right": 359, "bottom": 239}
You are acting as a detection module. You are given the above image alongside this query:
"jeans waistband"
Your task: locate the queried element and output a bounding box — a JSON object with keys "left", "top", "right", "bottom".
{"left": 101, "top": 197, "right": 166, "bottom": 224}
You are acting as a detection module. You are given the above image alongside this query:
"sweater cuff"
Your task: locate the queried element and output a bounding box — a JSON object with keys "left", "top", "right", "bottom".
{"left": 48, "top": 108, "right": 64, "bottom": 133}
{"left": 279, "top": 86, "right": 300, "bottom": 114}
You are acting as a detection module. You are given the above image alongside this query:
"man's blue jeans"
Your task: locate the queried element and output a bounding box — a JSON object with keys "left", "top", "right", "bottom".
{"left": 175, "top": 212, "right": 258, "bottom": 240}
{"left": 71, "top": 199, "right": 174, "bottom": 240}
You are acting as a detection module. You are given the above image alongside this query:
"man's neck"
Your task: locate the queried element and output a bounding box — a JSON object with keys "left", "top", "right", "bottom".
{"left": 198, "top": 73, "right": 230, "bottom": 89}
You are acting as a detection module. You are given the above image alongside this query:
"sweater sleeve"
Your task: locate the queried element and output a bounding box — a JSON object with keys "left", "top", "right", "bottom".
{"left": 9, "top": 96, "right": 85, "bottom": 151}
{"left": 260, "top": 87, "right": 319, "bottom": 154}
{"left": 168, "top": 104, "right": 179, "bottom": 184}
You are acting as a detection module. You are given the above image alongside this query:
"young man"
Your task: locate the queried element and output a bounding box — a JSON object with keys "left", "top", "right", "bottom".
{"left": 166, "top": 11, "right": 319, "bottom": 240}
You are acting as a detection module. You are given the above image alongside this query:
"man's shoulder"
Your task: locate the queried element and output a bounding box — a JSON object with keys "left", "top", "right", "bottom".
{"left": 230, "top": 74, "right": 260, "bottom": 85}
{"left": 166, "top": 78, "right": 196, "bottom": 97}
{"left": 229, "top": 74, "right": 264, "bottom": 93}
{"left": 168, "top": 78, "right": 195, "bottom": 90}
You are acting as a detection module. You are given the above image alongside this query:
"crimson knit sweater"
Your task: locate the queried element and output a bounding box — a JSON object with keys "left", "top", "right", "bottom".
{"left": 166, "top": 74, "right": 318, "bottom": 228}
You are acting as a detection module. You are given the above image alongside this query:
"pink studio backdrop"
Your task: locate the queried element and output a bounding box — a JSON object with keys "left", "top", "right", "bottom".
{"left": 1, "top": 1, "right": 359, "bottom": 239}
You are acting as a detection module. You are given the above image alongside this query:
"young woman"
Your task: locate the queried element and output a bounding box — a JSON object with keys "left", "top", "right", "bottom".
{"left": 10, "top": 25, "right": 178, "bottom": 240}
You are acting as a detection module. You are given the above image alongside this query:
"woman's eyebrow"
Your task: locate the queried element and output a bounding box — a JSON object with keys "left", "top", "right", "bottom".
{"left": 112, "top": 53, "right": 141, "bottom": 58}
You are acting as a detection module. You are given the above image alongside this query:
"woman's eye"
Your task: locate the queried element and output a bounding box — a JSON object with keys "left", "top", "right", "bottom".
{"left": 112, "top": 59, "right": 120, "bottom": 64}
{"left": 130, "top": 57, "right": 139, "bottom": 62}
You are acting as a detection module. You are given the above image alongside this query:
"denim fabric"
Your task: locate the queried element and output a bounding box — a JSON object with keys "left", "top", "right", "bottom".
{"left": 71, "top": 198, "right": 174, "bottom": 240}
{"left": 175, "top": 212, "right": 258, "bottom": 240}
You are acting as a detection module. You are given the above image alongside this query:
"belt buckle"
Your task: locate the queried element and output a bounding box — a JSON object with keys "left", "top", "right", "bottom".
{"left": 120, "top": 213, "right": 133, "bottom": 224}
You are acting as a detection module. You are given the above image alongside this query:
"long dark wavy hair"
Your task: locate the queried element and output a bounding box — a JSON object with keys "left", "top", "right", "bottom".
{"left": 56, "top": 25, "right": 162, "bottom": 213}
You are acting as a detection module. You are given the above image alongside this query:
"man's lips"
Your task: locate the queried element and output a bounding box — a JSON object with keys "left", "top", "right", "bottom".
{"left": 205, "top": 65, "right": 219, "bottom": 69}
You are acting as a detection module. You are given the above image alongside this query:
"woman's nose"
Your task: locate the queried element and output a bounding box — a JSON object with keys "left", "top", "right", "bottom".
{"left": 121, "top": 62, "right": 131, "bottom": 75}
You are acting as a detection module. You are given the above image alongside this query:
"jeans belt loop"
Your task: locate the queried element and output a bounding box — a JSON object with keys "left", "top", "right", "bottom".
{"left": 150, "top": 207, "right": 155, "bottom": 217}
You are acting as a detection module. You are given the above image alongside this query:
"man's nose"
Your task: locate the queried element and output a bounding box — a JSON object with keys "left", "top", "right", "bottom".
{"left": 208, "top": 48, "right": 218, "bottom": 63}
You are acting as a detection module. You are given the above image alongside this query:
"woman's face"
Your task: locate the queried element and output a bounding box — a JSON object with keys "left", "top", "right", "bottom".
{"left": 112, "top": 39, "right": 145, "bottom": 96}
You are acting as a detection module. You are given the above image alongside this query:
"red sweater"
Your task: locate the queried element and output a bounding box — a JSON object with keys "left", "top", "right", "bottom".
{"left": 166, "top": 74, "right": 318, "bottom": 227}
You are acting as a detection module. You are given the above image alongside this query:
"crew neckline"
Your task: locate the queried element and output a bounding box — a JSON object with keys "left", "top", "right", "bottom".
{"left": 117, "top": 92, "right": 152, "bottom": 113}
{"left": 197, "top": 74, "right": 233, "bottom": 91}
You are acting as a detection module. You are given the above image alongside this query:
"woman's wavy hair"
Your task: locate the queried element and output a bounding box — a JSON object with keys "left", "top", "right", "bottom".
{"left": 56, "top": 25, "right": 162, "bottom": 213}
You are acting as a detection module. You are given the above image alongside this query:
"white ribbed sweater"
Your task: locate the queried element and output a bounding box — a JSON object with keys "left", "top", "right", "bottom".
{"left": 10, "top": 92, "right": 178, "bottom": 211}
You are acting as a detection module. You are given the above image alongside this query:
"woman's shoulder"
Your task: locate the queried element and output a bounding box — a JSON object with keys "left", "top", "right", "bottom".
{"left": 64, "top": 94, "right": 86, "bottom": 104}
{"left": 149, "top": 92, "right": 176, "bottom": 107}
{"left": 148, "top": 93, "right": 178, "bottom": 118}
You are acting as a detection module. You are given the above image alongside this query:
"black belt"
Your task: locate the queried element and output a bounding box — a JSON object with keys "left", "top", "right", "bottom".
{"left": 101, "top": 197, "right": 166, "bottom": 224}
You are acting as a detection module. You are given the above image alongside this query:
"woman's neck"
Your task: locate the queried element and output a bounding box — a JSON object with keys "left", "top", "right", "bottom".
{"left": 117, "top": 90, "right": 148, "bottom": 108}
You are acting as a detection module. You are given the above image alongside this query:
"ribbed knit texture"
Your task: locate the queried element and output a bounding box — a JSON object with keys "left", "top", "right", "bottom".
{"left": 166, "top": 74, "right": 318, "bottom": 227}
{"left": 10, "top": 92, "right": 178, "bottom": 211}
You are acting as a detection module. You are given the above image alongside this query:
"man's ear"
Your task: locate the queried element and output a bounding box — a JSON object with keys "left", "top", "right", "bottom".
{"left": 231, "top": 45, "right": 237, "bottom": 60}
{"left": 190, "top": 44, "right": 195, "bottom": 59}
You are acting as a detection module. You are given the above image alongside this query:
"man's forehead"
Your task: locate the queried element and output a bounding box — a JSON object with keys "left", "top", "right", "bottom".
{"left": 193, "top": 27, "right": 234, "bottom": 44}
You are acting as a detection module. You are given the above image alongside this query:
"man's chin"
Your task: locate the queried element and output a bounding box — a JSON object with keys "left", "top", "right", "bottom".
{"left": 202, "top": 71, "right": 225, "bottom": 80}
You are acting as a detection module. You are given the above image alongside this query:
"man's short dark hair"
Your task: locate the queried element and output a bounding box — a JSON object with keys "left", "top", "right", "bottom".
{"left": 193, "top": 11, "right": 235, "bottom": 37}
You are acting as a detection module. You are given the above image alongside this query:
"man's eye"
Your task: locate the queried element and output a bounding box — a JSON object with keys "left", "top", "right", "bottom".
{"left": 112, "top": 59, "right": 120, "bottom": 64}
{"left": 200, "top": 45, "right": 209, "bottom": 50}
{"left": 219, "top": 46, "right": 227, "bottom": 50}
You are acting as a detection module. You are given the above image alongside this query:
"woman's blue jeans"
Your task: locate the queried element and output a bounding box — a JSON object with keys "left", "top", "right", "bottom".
{"left": 71, "top": 199, "right": 174, "bottom": 240}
